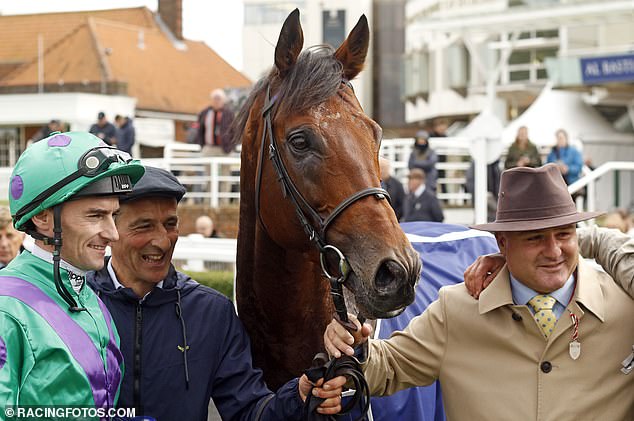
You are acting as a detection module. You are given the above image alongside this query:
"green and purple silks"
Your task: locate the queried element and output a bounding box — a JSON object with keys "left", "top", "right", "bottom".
{"left": 0, "top": 251, "right": 123, "bottom": 418}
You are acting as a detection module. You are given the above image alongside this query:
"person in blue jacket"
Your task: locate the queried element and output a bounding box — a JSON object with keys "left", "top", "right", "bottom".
{"left": 546, "top": 128, "right": 584, "bottom": 185}
{"left": 86, "top": 166, "right": 345, "bottom": 420}
{"left": 114, "top": 115, "right": 135, "bottom": 156}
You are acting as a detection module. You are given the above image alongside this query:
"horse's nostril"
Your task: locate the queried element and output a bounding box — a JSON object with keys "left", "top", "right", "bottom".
{"left": 374, "top": 260, "right": 407, "bottom": 292}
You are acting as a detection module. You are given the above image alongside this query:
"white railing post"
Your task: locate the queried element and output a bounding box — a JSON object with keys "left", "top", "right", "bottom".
{"left": 210, "top": 160, "right": 219, "bottom": 208}
{"left": 586, "top": 179, "right": 596, "bottom": 213}
{"left": 472, "top": 137, "right": 488, "bottom": 224}
{"left": 8, "top": 138, "right": 16, "bottom": 167}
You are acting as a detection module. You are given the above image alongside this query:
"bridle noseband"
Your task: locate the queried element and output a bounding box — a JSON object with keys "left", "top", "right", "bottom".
{"left": 254, "top": 81, "right": 390, "bottom": 328}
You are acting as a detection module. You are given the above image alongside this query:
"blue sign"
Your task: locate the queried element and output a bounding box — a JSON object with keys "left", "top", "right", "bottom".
{"left": 580, "top": 53, "right": 634, "bottom": 84}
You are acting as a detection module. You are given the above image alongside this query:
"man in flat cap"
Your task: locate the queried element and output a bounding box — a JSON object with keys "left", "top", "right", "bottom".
{"left": 87, "top": 166, "right": 345, "bottom": 420}
{"left": 324, "top": 163, "right": 634, "bottom": 420}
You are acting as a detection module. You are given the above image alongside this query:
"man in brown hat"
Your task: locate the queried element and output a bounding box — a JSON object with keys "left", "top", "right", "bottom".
{"left": 323, "top": 163, "right": 634, "bottom": 420}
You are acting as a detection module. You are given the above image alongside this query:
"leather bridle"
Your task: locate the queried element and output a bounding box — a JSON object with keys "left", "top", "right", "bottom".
{"left": 254, "top": 81, "right": 390, "bottom": 328}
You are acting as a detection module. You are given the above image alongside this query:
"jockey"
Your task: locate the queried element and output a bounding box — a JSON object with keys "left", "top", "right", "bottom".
{"left": 0, "top": 132, "right": 144, "bottom": 412}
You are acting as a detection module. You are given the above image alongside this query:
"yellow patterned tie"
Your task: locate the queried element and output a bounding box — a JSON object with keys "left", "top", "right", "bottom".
{"left": 528, "top": 294, "right": 558, "bottom": 339}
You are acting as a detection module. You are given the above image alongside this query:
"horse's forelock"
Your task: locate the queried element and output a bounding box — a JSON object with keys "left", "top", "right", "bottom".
{"left": 274, "top": 46, "right": 343, "bottom": 117}
{"left": 232, "top": 46, "right": 345, "bottom": 148}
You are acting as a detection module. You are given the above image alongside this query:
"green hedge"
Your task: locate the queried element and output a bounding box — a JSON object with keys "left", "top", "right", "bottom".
{"left": 182, "top": 270, "right": 234, "bottom": 299}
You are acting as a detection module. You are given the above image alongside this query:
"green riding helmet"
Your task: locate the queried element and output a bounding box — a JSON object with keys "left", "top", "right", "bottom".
{"left": 9, "top": 131, "right": 145, "bottom": 231}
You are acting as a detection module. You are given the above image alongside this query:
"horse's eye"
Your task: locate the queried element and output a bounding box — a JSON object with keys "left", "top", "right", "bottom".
{"left": 288, "top": 133, "right": 310, "bottom": 152}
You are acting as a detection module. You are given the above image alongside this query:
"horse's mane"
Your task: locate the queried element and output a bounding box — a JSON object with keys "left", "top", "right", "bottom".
{"left": 231, "top": 45, "right": 344, "bottom": 146}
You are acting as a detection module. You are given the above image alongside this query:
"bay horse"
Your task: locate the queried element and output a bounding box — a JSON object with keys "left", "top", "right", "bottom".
{"left": 235, "top": 9, "right": 421, "bottom": 390}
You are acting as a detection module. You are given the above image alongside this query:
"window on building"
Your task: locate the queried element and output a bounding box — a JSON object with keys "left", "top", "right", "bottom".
{"left": 245, "top": 2, "right": 306, "bottom": 25}
{"left": 509, "top": 0, "right": 563, "bottom": 7}
{"left": 567, "top": 24, "right": 599, "bottom": 51}
{"left": 502, "top": 29, "right": 559, "bottom": 84}
{"left": 402, "top": 51, "right": 429, "bottom": 99}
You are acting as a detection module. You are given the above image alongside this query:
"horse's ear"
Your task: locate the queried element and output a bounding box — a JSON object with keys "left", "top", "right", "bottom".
{"left": 275, "top": 9, "right": 304, "bottom": 78}
{"left": 334, "top": 15, "right": 369, "bottom": 80}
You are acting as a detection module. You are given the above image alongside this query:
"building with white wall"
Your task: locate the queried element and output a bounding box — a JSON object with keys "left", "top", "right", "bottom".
{"left": 403, "top": 0, "right": 634, "bottom": 125}
{"left": 242, "top": 0, "right": 374, "bottom": 114}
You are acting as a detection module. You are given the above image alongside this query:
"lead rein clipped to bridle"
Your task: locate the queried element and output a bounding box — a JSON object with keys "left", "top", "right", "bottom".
{"left": 256, "top": 82, "right": 378, "bottom": 420}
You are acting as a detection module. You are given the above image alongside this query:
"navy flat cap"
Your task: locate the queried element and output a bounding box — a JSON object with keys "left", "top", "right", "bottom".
{"left": 120, "top": 166, "right": 186, "bottom": 203}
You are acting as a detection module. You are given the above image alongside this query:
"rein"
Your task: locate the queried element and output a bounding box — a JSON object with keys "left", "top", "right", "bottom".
{"left": 254, "top": 81, "right": 390, "bottom": 330}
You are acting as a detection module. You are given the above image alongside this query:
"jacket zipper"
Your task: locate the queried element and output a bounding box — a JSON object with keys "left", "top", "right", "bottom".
{"left": 133, "top": 302, "right": 143, "bottom": 415}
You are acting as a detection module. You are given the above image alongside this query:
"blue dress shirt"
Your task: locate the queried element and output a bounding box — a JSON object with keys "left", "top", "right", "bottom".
{"left": 510, "top": 272, "right": 576, "bottom": 320}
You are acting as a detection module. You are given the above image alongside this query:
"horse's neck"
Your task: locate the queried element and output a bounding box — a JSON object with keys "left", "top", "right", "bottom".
{"left": 244, "top": 227, "right": 333, "bottom": 327}
{"left": 236, "top": 215, "right": 334, "bottom": 388}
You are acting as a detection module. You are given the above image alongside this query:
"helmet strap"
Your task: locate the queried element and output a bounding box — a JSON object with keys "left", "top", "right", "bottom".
{"left": 50, "top": 205, "right": 86, "bottom": 312}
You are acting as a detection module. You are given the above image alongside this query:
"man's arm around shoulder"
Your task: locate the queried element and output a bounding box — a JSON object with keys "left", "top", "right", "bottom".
{"left": 578, "top": 226, "right": 634, "bottom": 298}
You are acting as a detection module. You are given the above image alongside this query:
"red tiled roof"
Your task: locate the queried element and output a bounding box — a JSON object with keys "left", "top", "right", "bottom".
{"left": 0, "top": 8, "right": 155, "bottom": 64}
{"left": 0, "top": 7, "right": 252, "bottom": 115}
{"left": 3, "top": 21, "right": 104, "bottom": 87}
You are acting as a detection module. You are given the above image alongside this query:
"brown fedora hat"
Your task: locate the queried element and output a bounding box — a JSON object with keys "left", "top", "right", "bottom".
{"left": 471, "top": 163, "right": 603, "bottom": 232}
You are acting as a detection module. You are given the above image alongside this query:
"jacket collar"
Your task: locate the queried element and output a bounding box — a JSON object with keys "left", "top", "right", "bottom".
{"left": 88, "top": 257, "right": 197, "bottom": 306}
{"left": 479, "top": 257, "right": 605, "bottom": 322}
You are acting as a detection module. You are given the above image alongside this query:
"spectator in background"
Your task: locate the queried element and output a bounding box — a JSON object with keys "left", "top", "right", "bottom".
{"left": 185, "top": 121, "right": 200, "bottom": 144}
{"left": 0, "top": 206, "right": 24, "bottom": 269}
{"left": 429, "top": 117, "right": 448, "bottom": 139}
{"left": 401, "top": 168, "right": 444, "bottom": 223}
{"left": 547, "top": 128, "right": 583, "bottom": 185}
{"left": 89, "top": 111, "right": 117, "bottom": 146}
{"left": 195, "top": 214, "right": 220, "bottom": 238}
{"left": 429, "top": 118, "right": 449, "bottom": 193}
{"left": 28, "top": 119, "right": 61, "bottom": 144}
{"left": 195, "top": 89, "right": 236, "bottom": 156}
{"left": 115, "top": 115, "right": 136, "bottom": 155}
{"left": 504, "top": 126, "right": 542, "bottom": 169}
{"left": 408, "top": 130, "right": 439, "bottom": 192}
{"left": 379, "top": 158, "right": 405, "bottom": 220}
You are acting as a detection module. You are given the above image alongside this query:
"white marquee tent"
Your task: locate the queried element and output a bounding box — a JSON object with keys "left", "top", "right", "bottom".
{"left": 457, "top": 109, "right": 505, "bottom": 164}
{"left": 501, "top": 85, "right": 634, "bottom": 149}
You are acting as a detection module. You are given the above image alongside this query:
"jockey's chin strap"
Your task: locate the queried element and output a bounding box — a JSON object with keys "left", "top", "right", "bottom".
{"left": 255, "top": 82, "right": 390, "bottom": 329}
{"left": 28, "top": 205, "right": 86, "bottom": 312}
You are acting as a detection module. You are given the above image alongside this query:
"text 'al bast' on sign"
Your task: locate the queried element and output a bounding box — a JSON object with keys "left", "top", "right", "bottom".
{"left": 580, "top": 53, "right": 634, "bottom": 84}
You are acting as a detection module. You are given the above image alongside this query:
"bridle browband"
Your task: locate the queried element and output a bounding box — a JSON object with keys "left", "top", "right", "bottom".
{"left": 254, "top": 80, "right": 390, "bottom": 329}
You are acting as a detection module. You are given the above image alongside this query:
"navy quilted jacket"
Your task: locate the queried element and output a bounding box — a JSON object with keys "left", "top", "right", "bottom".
{"left": 87, "top": 258, "right": 303, "bottom": 420}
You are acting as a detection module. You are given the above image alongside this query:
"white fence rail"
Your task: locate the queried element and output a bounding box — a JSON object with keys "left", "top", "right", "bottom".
{"left": 143, "top": 156, "right": 241, "bottom": 207}
{"left": 0, "top": 138, "right": 486, "bottom": 221}
{"left": 380, "top": 138, "right": 473, "bottom": 204}
{"left": 568, "top": 161, "right": 634, "bottom": 213}
{"left": 21, "top": 235, "right": 238, "bottom": 272}
{"left": 172, "top": 236, "right": 237, "bottom": 272}
{"left": 139, "top": 138, "right": 476, "bottom": 209}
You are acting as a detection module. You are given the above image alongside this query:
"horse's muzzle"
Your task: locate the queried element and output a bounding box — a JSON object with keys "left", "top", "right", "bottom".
{"left": 347, "top": 254, "right": 420, "bottom": 319}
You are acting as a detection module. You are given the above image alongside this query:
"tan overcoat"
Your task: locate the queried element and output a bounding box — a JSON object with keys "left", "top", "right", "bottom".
{"left": 364, "top": 258, "right": 634, "bottom": 420}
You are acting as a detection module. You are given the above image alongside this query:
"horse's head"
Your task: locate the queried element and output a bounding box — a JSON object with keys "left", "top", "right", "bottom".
{"left": 237, "top": 9, "right": 421, "bottom": 318}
